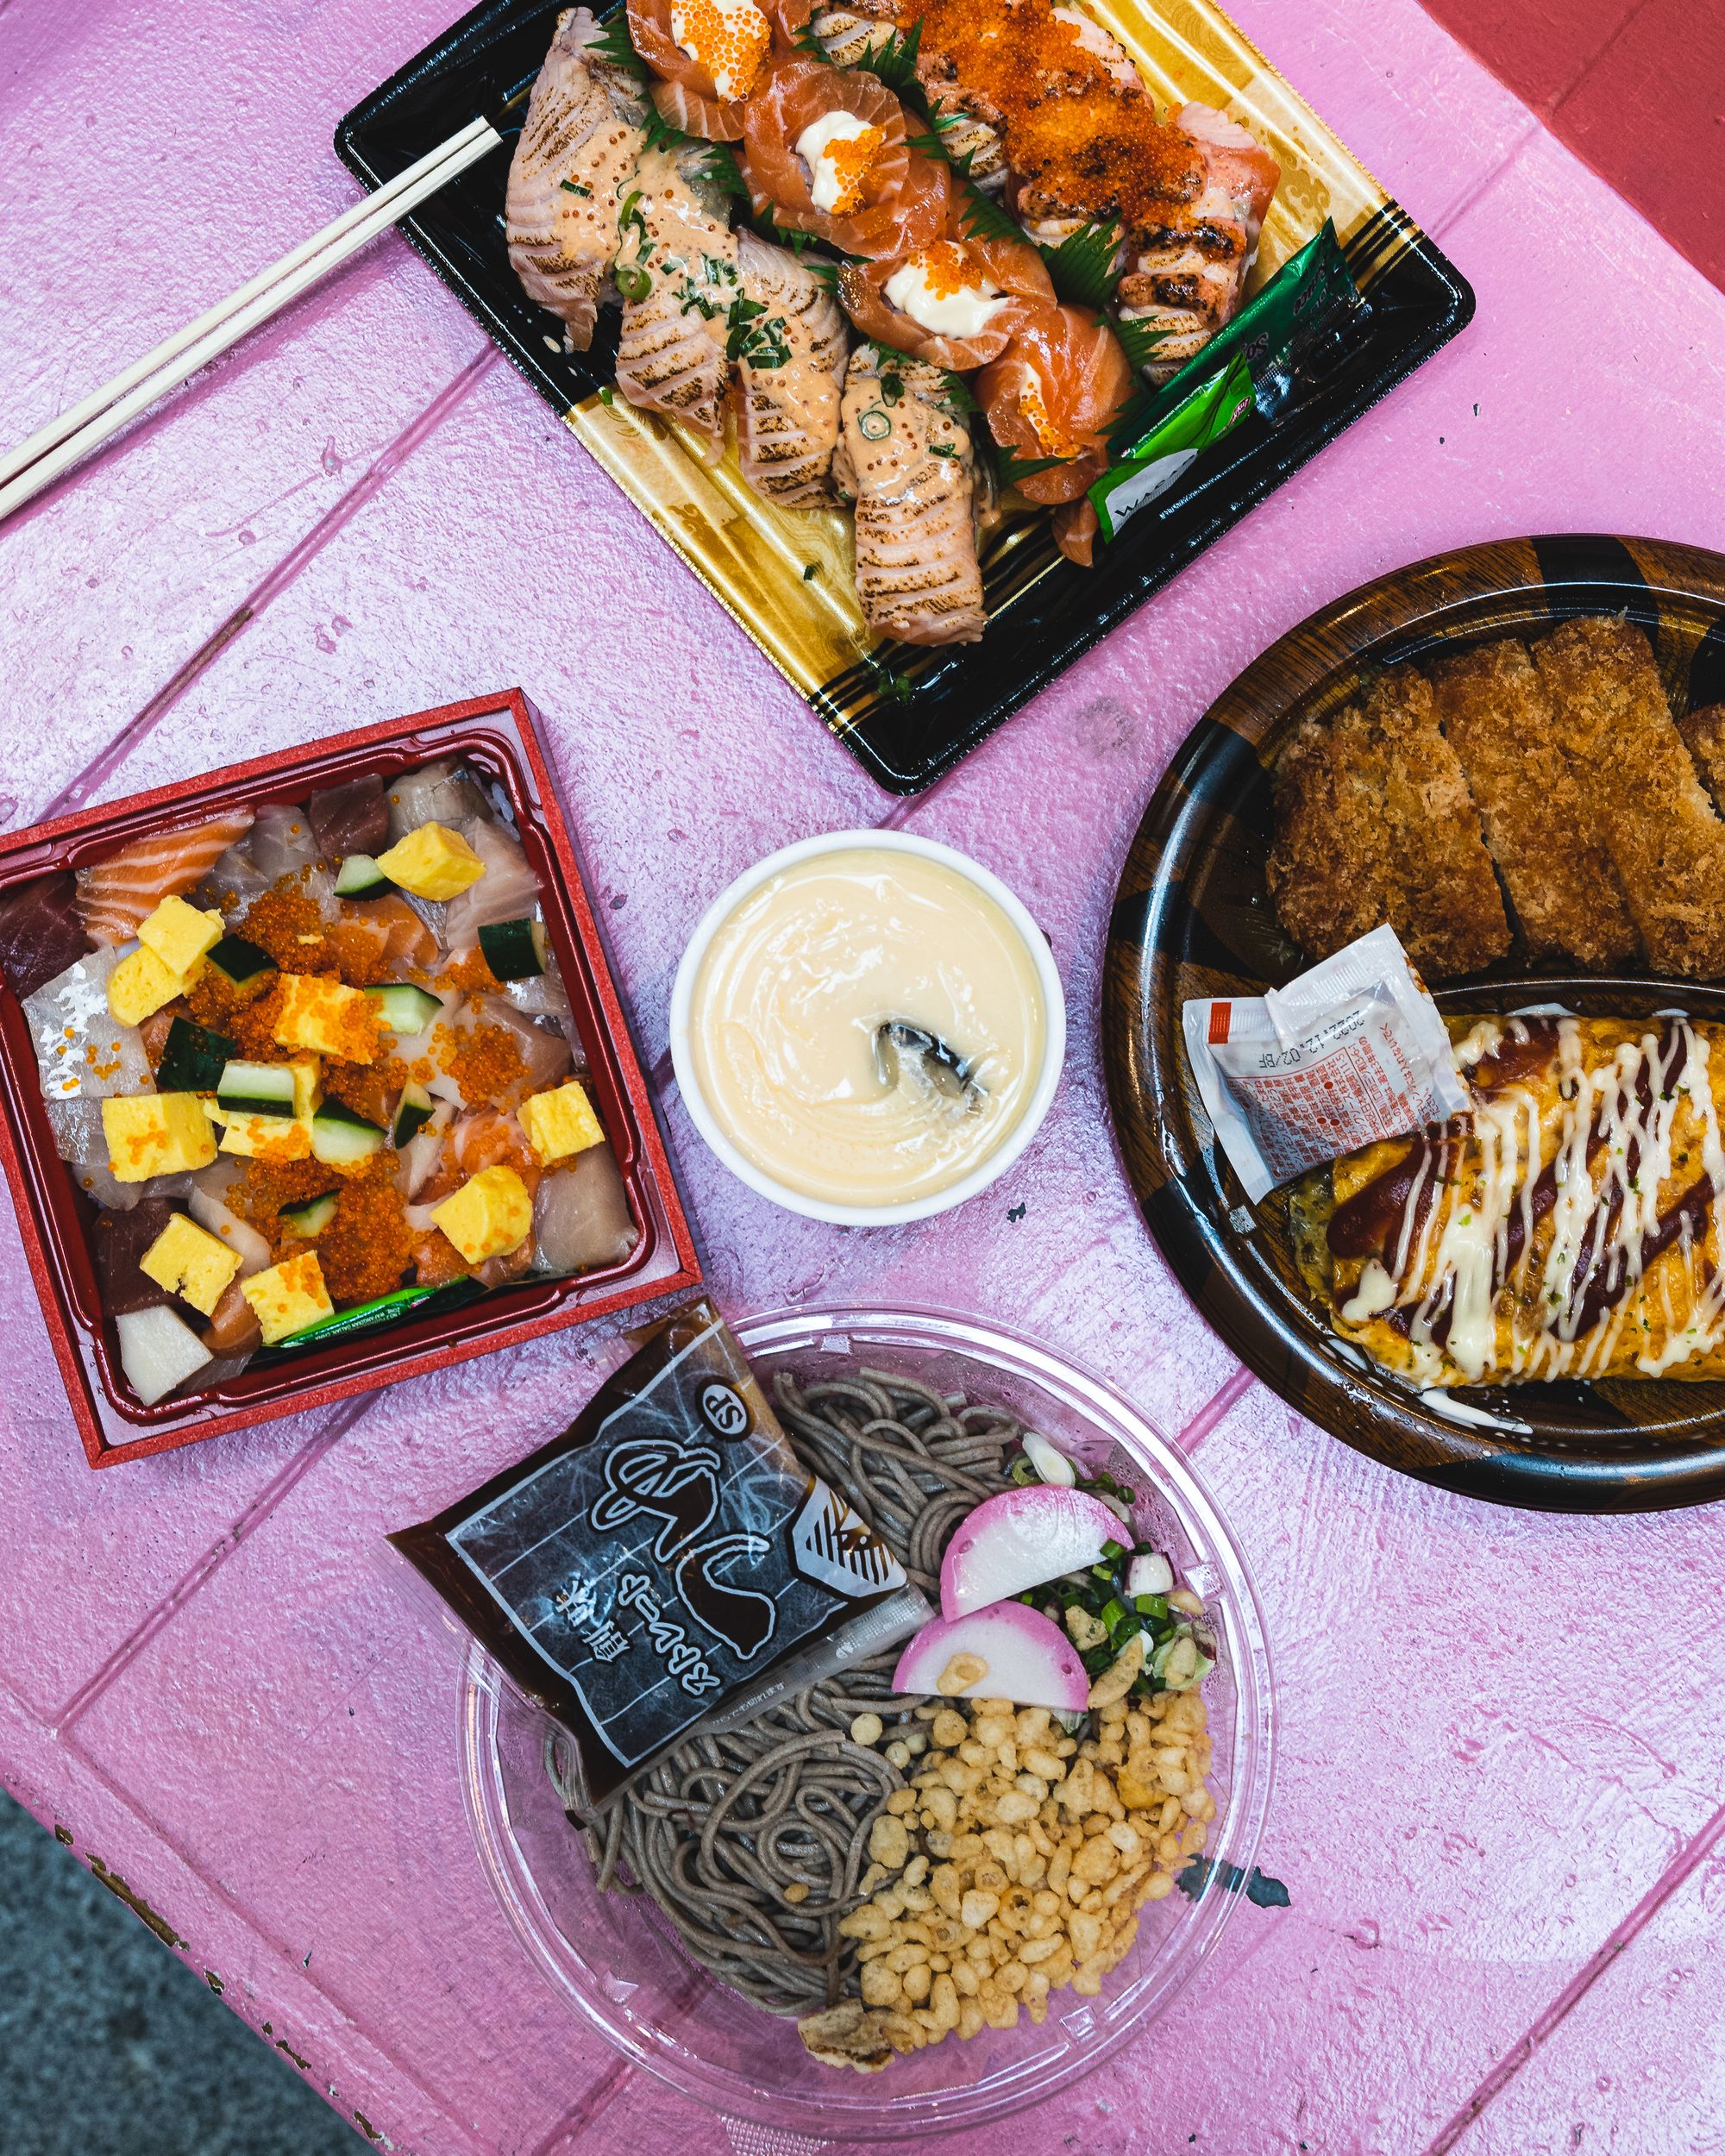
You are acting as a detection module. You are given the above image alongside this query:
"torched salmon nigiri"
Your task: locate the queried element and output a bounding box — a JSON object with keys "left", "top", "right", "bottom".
{"left": 732, "top": 230, "right": 850, "bottom": 504}
{"left": 505, "top": 8, "right": 648, "bottom": 350}
{"left": 833, "top": 345, "right": 988, "bottom": 645}
{"left": 612, "top": 147, "right": 742, "bottom": 445}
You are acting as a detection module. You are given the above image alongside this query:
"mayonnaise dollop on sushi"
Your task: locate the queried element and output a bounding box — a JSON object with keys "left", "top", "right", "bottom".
{"left": 883, "top": 248, "right": 1009, "bottom": 338}
{"left": 796, "top": 111, "right": 886, "bottom": 214}
{"left": 670, "top": 0, "right": 770, "bottom": 101}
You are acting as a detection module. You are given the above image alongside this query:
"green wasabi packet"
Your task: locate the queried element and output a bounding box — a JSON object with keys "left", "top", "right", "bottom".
{"left": 1089, "top": 220, "right": 1364, "bottom": 542}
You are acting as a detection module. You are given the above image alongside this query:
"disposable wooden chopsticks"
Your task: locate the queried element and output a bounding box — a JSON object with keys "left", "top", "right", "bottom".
{"left": 0, "top": 113, "right": 507, "bottom": 525}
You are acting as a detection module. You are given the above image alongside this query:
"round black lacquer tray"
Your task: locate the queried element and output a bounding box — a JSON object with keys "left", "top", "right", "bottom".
{"left": 1103, "top": 532, "right": 1725, "bottom": 1514}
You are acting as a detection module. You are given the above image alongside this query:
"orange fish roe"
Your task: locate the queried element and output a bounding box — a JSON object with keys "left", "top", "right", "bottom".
{"left": 670, "top": 0, "right": 769, "bottom": 98}
{"left": 1016, "top": 376, "right": 1082, "bottom": 458}
{"left": 185, "top": 963, "right": 275, "bottom": 1031}
{"left": 319, "top": 1056, "right": 392, "bottom": 1126}
{"left": 303, "top": 1171, "right": 417, "bottom": 1305}
{"left": 241, "top": 878, "right": 343, "bottom": 972}
{"left": 438, "top": 947, "right": 505, "bottom": 995}
{"left": 908, "top": 0, "right": 1203, "bottom": 229}
{"left": 910, "top": 240, "right": 987, "bottom": 301}
{"left": 822, "top": 122, "right": 887, "bottom": 215}
{"left": 233, "top": 1156, "right": 343, "bottom": 1238}
{"left": 433, "top": 1020, "right": 527, "bottom": 1107}
{"left": 209, "top": 979, "right": 290, "bottom": 1062}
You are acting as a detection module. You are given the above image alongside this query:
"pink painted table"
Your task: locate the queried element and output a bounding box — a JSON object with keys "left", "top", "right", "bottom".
{"left": 3, "top": 2, "right": 1724, "bottom": 2149}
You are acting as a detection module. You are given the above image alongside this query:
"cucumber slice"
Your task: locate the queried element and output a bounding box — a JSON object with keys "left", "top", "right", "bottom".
{"left": 391, "top": 1081, "right": 434, "bottom": 1149}
{"left": 335, "top": 854, "right": 396, "bottom": 899}
{"left": 477, "top": 918, "right": 548, "bottom": 981}
{"left": 310, "top": 1099, "right": 386, "bottom": 1168}
{"left": 253, "top": 1276, "right": 485, "bottom": 1359}
{"left": 365, "top": 983, "right": 443, "bottom": 1034}
{"left": 281, "top": 1192, "right": 338, "bottom": 1237}
{"left": 206, "top": 935, "right": 274, "bottom": 988}
{"left": 155, "top": 1016, "right": 235, "bottom": 1093}
{"left": 216, "top": 1059, "right": 297, "bottom": 1119}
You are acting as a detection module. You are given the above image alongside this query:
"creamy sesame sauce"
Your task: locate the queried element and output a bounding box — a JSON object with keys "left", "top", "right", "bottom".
{"left": 687, "top": 848, "right": 1048, "bottom": 1206}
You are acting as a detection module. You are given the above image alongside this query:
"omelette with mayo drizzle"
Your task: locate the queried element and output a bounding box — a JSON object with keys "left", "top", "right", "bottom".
{"left": 1291, "top": 1012, "right": 1725, "bottom": 1385}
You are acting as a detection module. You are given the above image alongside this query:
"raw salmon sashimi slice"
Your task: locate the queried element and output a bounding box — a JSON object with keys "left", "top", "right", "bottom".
{"left": 629, "top": 0, "right": 773, "bottom": 138}
{"left": 733, "top": 230, "right": 850, "bottom": 504}
{"left": 744, "top": 143, "right": 950, "bottom": 261}
{"left": 612, "top": 146, "right": 741, "bottom": 444}
{"left": 414, "top": 1107, "right": 540, "bottom": 1211}
{"left": 832, "top": 344, "right": 987, "bottom": 645}
{"left": 1117, "top": 103, "right": 1281, "bottom": 379}
{"left": 505, "top": 7, "right": 647, "bottom": 350}
{"left": 837, "top": 222, "right": 1054, "bottom": 371}
{"left": 742, "top": 59, "right": 913, "bottom": 249}
{"left": 975, "top": 304, "right": 1136, "bottom": 505}
{"left": 75, "top": 808, "right": 255, "bottom": 945}
{"left": 339, "top": 893, "right": 442, "bottom": 975}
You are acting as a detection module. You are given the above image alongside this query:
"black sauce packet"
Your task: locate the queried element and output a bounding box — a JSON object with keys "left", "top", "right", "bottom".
{"left": 390, "top": 1300, "right": 927, "bottom": 1808}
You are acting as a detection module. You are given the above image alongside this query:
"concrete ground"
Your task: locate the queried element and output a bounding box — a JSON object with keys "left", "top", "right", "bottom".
{"left": 0, "top": 1791, "right": 360, "bottom": 2156}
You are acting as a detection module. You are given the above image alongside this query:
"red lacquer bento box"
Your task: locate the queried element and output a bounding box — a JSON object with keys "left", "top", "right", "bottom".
{"left": 0, "top": 692, "right": 699, "bottom": 1468}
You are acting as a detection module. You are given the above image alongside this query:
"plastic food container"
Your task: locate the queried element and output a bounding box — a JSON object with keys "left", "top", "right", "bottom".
{"left": 0, "top": 692, "right": 700, "bottom": 1467}
{"left": 669, "top": 832, "right": 1067, "bottom": 1226}
{"left": 461, "top": 1305, "right": 1273, "bottom": 2144}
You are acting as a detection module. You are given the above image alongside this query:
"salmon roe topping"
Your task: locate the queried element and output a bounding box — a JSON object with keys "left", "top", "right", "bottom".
{"left": 433, "top": 1021, "right": 527, "bottom": 1107}
{"left": 822, "top": 122, "right": 887, "bottom": 215}
{"left": 671, "top": 0, "right": 770, "bottom": 98}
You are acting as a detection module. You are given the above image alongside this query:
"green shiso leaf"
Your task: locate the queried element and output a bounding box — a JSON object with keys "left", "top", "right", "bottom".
{"left": 586, "top": 9, "right": 648, "bottom": 78}
{"left": 1038, "top": 218, "right": 1123, "bottom": 308}
{"left": 850, "top": 16, "right": 922, "bottom": 91}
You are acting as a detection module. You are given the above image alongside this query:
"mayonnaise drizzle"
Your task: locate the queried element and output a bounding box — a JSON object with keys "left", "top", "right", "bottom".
{"left": 796, "top": 110, "right": 881, "bottom": 214}
{"left": 883, "top": 254, "right": 1007, "bottom": 337}
{"left": 1346, "top": 1015, "right": 1725, "bottom": 1385}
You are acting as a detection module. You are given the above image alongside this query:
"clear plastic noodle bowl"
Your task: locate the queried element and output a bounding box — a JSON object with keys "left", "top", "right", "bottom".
{"left": 461, "top": 1307, "right": 1274, "bottom": 2144}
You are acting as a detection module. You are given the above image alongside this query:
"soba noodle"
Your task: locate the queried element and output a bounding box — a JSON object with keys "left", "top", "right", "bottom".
{"left": 547, "top": 1366, "right": 1021, "bottom": 2015}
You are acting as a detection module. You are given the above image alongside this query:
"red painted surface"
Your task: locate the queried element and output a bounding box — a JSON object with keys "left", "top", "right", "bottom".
{"left": 1, "top": 0, "right": 1724, "bottom": 2151}
{"left": 1420, "top": 0, "right": 1725, "bottom": 292}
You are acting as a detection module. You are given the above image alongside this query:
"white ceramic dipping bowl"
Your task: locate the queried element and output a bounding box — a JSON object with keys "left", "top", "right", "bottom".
{"left": 669, "top": 830, "right": 1067, "bottom": 1225}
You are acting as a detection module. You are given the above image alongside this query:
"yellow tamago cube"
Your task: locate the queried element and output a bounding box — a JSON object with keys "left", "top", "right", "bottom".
{"left": 519, "top": 1080, "right": 604, "bottom": 1164}
{"left": 101, "top": 1093, "right": 217, "bottom": 1181}
{"left": 136, "top": 895, "right": 223, "bottom": 978}
{"left": 273, "top": 973, "right": 380, "bottom": 1062}
{"left": 218, "top": 1110, "right": 312, "bottom": 1161}
{"left": 139, "top": 1212, "right": 242, "bottom": 1317}
{"left": 107, "top": 945, "right": 186, "bottom": 1028}
{"left": 374, "top": 821, "right": 485, "bottom": 900}
{"left": 241, "top": 1251, "right": 335, "bottom": 1345}
{"left": 430, "top": 1164, "right": 533, "bottom": 1263}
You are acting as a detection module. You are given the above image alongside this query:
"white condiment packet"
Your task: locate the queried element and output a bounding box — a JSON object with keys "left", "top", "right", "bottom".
{"left": 1182, "top": 925, "right": 1471, "bottom": 1203}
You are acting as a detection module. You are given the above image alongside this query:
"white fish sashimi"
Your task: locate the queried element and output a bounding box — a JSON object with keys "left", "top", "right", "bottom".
{"left": 441, "top": 820, "right": 543, "bottom": 944}
{"left": 385, "top": 761, "right": 492, "bottom": 843}
{"left": 506, "top": 6, "right": 647, "bottom": 348}
{"left": 248, "top": 802, "right": 321, "bottom": 883}
{"left": 26, "top": 947, "right": 153, "bottom": 1100}
{"left": 532, "top": 1144, "right": 639, "bottom": 1275}
{"left": 733, "top": 230, "right": 849, "bottom": 506}
{"left": 47, "top": 1098, "right": 141, "bottom": 1211}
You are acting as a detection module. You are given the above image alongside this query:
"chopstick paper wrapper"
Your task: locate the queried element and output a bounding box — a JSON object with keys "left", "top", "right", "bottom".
{"left": 1182, "top": 925, "right": 1470, "bottom": 1204}
{"left": 1089, "top": 220, "right": 1367, "bottom": 542}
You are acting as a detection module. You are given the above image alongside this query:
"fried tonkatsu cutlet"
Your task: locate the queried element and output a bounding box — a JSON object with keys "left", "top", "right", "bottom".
{"left": 1678, "top": 703, "right": 1725, "bottom": 813}
{"left": 1267, "top": 667, "right": 1510, "bottom": 978}
{"left": 1532, "top": 617, "right": 1725, "bottom": 976}
{"left": 1428, "top": 638, "right": 1639, "bottom": 968}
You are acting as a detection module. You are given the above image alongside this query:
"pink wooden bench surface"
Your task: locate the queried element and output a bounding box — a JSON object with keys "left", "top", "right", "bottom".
{"left": 3, "top": 0, "right": 1724, "bottom": 2148}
